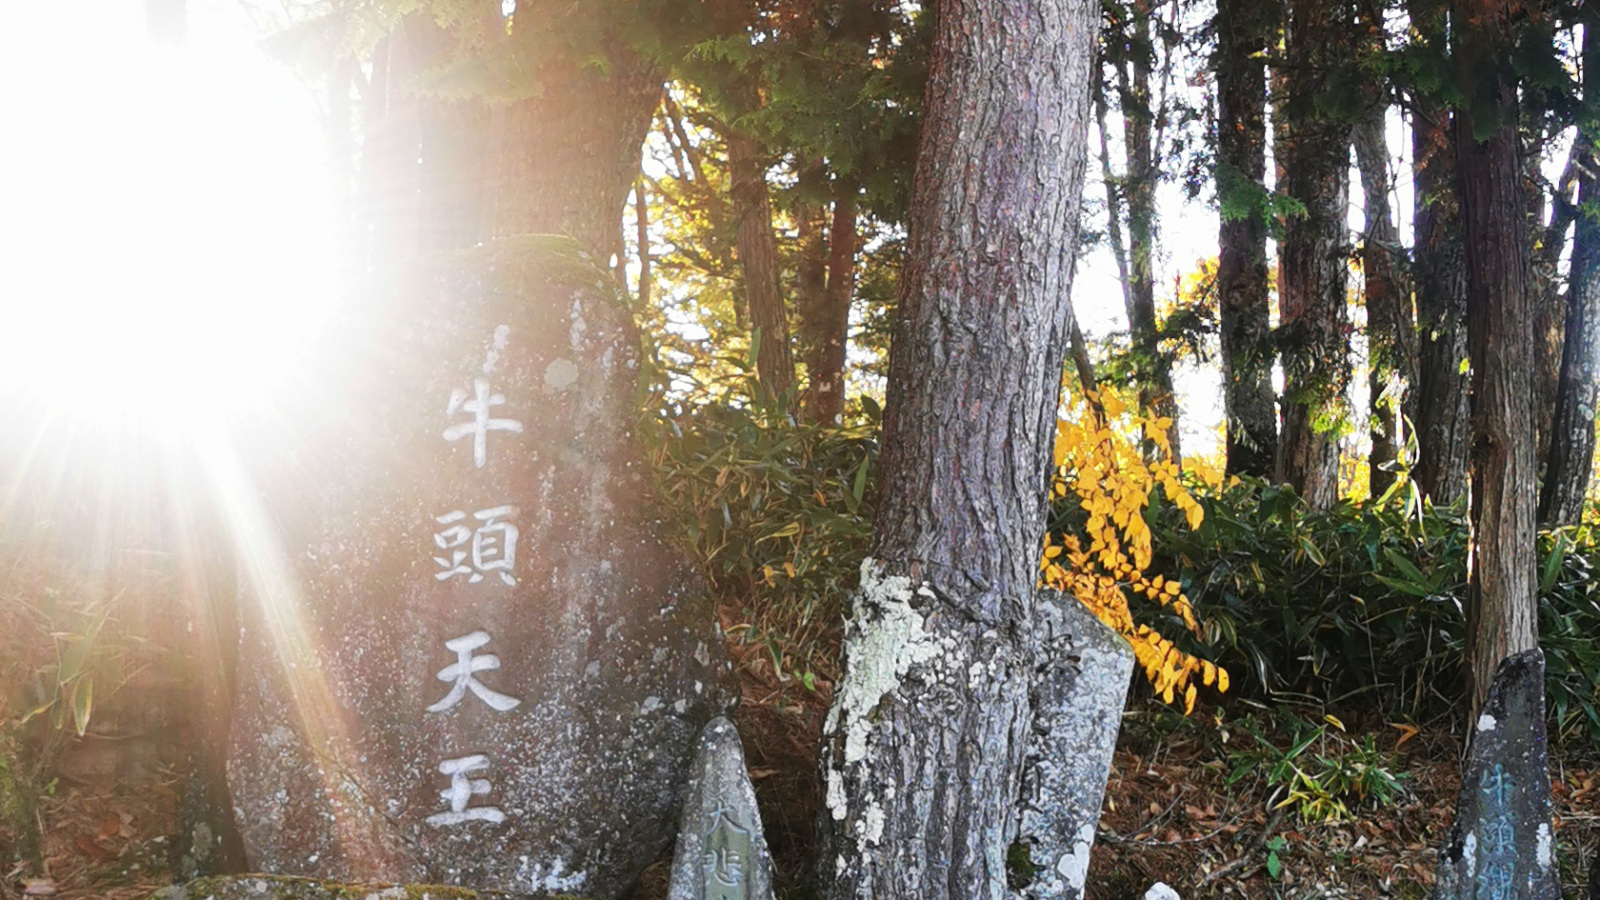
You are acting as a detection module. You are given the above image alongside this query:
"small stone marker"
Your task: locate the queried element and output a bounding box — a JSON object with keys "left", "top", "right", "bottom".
{"left": 226, "top": 237, "right": 733, "bottom": 898}
{"left": 1432, "top": 650, "right": 1559, "bottom": 900}
{"left": 1013, "top": 592, "right": 1135, "bottom": 900}
{"left": 666, "top": 717, "right": 773, "bottom": 900}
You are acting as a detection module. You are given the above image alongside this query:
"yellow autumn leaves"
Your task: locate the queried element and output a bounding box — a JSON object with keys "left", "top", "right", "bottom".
{"left": 1041, "top": 384, "right": 1227, "bottom": 714}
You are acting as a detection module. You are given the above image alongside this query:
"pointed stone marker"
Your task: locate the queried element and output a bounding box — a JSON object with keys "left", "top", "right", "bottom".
{"left": 1433, "top": 650, "right": 1559, "bottom": 900}
{"left": 667, "top": 717, "right": 774, "bottom": 900}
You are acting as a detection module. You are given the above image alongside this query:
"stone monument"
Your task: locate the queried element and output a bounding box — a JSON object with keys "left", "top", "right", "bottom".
{"left": 666, "top": 717, "right": 774, "bottom": 900}
{"left": 226, "top": 237, "right": 734, "bottom": 898}
{"left": 1432, "top": 650, "right": 1559, "bottom": 900}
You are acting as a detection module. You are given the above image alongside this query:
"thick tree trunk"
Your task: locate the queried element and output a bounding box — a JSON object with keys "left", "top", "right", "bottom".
{"left": 803, "top": 183, "right": 858, "bottom": 425}
{"left": 358, "top": 11, "right": 660, "bottom": 263}
{"left": 1356, "top": 109, "right": 1414, "bottom": 499}
{"left": 728, "top": 128, "right": 798, "bottom": 405}
{"left": 1454, "top": 0, "right": 1540, "bottom": 716}
{"left": 1214, "top": 0, "right": 1277, "bottom": 479}
{"left": 1409, "top": 5, "right": 1472, "bottom": 508}
{"left": 1276, "top": 0, "right": 1354, "bottom": 512}
{"left": 1540, "top": 17, "right": 1600, "bottom": 526}
{"left": 489, "top": 52, "right": 662, "bottom": 256}
{"left": 817, "top": 0, "right": 1096, "bottom": 896}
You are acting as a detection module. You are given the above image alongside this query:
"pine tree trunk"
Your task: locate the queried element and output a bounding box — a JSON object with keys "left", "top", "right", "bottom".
{"left": 1277, "top": 0, "right": 1353, "bottom": 512}
{"left": 1214, "top": 0, "right": 1277, "bottom": 479}
{"left": 817, "top": 0, "right": 1096, "bottom": 896}
{"left": 1409, "top": 0, "right": 1472, "bottom": 508}
{"left": 1356, "top": 108, "right": 1413, "bottom": 499}
{"left": 1539, "top": 16, "right": 1600, "bottom": 526}
{"left": 1454, "top": 0, "right": 1540, "bottom": 715}
{"left": 728, "top": 128, "right": 798, "bottom": 405}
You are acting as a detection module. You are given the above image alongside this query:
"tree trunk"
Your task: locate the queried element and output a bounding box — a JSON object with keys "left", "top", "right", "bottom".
{"left": 488, "top": 47, "right": 662, "bottom": 257}
{"left": 635, "top": 175, "right": 652, "bottom": 309}
{"left": 1276, "top": 0, "right": 1353, "bottom": 512}
{"left": 727, "top": 127, "right": 798, "bottom": 405}
{"left": 817, "top": 0, "right": 1097, "bottom": 895}
{"left": 1356, "top": 108, "right": 1413, "bottom": 499}
{"left": 1454, "top": 0, "right": 1540, "bottom": 716}
{"left": 1118, "top": 6, "right": 1181, "bottom": 458}
{"left": 803, "top": 182, "right": 859, "bottom": 425}
{"left": 1539, "top": 15, "right": 1600, "bottom": 526}
{"left": 1409, "top": 0, "right": 1472, "bottom": 507}
{"left": 1214, "top": 0, "right": 1277, "bottom": 479}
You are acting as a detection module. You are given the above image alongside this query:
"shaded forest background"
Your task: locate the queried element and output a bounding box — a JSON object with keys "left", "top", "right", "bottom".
{"left": 3, "top": 0, "right": 1600, "bottom": 897}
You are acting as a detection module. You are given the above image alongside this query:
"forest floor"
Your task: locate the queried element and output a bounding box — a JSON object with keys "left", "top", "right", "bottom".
{"left": 8, "top": 634, "right": 1599, "bottom": 900}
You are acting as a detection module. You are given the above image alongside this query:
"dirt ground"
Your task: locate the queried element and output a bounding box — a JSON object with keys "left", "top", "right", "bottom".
{"left": 7, "top": 636, "right": 1598, "bottom": 900}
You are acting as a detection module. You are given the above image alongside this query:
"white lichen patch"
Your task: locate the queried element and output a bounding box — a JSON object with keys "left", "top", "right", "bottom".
{"left": 859, "top": 799, "right": 886, "bottom": 847}
{"left": 827, "top": 768, "right": 848, "bottom": 821}
{"left": 1054, "top": 822, "right": 1095, "bottom": 892}
{"left": 823, "top": 558, "right": 946, "bottom": 766}
{"left": 1462, "top": 832, "right": 1477, "bottom": 874}
{"left": 1476, "top": 713, "right": 1498, "bottom": 733}
{"left": 1537, "top": 822, "right": 1553, "bottom": 868}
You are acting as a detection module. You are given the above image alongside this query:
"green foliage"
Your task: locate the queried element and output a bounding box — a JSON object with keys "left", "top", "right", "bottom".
{"left": 1225, "top": 712, "right": 1408, "bottom": 824}
{"left": 645, "top": 394, "right": 876, "bottom": 685}
{"left": 1136, "top": 477, "right": 1600, "bottom": 751}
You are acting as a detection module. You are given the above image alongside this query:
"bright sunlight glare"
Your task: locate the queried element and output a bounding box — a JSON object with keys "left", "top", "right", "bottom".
{"left": 0, "top": 3, "right": 339, "bottom": 431}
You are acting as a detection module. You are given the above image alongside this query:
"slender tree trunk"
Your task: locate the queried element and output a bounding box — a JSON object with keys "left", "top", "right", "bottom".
{"left": 1410, "top": 0, "right": 1472, "bottom": 507}
{"left": 1356, "top": 108, "right": 1413, "bottom": 498}
{"left": 1277, "top": 0, "right": 1354, "bottom": 511}
{"left": 727, "top": 127, "right": 798, "bottom": 405}
{"left": 817, "top": 0, "right": 1097, "bottom": 895}
{"left": 1540, "top": 15, "right": 1600, "bottom": 526}
{"left": 1454, "top": 0, "right": 1540, "bottom": 715}
{"left": 1118, "top": 6, "right": 1181, "bottom": 457}
{"left": 804, "top": 182, "right": 858, "bottom": 425}
{"left": 1214, "top": 0, "right": 1277, "bottom": 478}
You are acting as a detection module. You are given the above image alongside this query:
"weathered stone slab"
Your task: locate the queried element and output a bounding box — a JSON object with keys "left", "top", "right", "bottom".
{"left": 146, "top": 874, "right": 580, "bottom": 900}
{"left": 1432, "top": 650, "right": 1559, "bottom": 900}
{"left": 1014, "top": 592, "right": 1135, "bottom": 900}
{"left": 226, "top": 237, "right": 734, "bottom": 898}
{"left": 666, "top": 717, "right": 773, "bottom": 900}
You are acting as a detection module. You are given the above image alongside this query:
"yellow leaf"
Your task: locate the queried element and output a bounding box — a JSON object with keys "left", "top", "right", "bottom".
{"left": 1184, "top": 684, "right": 1197, "bottom": 715}
{"left": 1217, "top": 668, "right": 1230, "bottom": 693}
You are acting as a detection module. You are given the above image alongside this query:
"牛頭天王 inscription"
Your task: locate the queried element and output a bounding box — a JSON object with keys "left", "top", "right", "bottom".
{"left": 227, "top": 237, "right": 734, "bottom": 899}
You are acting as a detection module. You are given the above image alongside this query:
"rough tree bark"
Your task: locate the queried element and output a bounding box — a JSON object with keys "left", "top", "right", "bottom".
{"left": 1356, "top": 107, "right": 1414, "bottom": 499}
{"left": 1540, "top": 15, "right": 1600, "bottom": 526}
{"left": 1214, "top": 0, "right": 1277, "bottom": 478}
{"left": 1277, "top": 0, "right": 1354, "bottom": 511}
{"left": 728, "top": 126, "right": 799, "bottom": 404}
{"left": 489, "top": 49, "right": 663, "bottom": 255}
{"left": 816, "top": 0, "right": 1097, "bottom": 896}
{"left": 1410, "top": 0, "right": 1472, "bottom": 508}
{"left": 1454, "top": 0, "right": 1540, "bottom": 715}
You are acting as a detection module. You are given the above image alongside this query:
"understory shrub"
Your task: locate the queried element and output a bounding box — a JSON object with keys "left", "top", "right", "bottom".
{"left": 1128, "top": 478, "right": 1600, "bottom": 750}
{"left": 646, "top": 399, "right": 877, "bottom": 686}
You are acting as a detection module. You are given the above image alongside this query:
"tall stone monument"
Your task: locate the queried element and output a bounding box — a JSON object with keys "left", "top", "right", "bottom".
{"left": 226, "top": 237, "right": 733, "bottom": 898}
